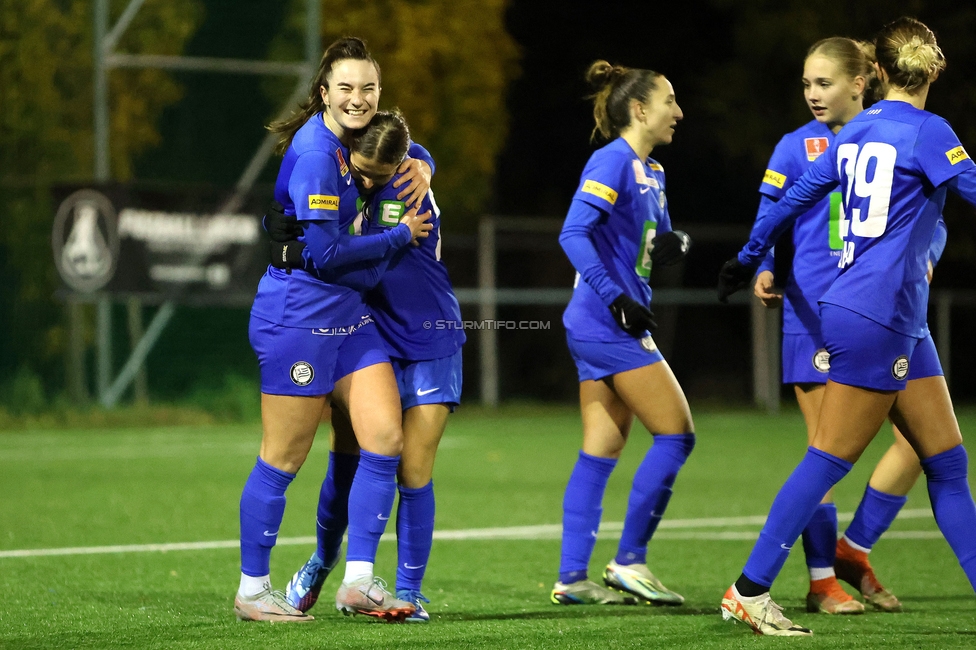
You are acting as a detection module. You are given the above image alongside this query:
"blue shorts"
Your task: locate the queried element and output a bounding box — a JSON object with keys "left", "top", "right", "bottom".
{"left": 782, "top": 333, "right": 831, "bottom": 385}
{"left": 249, "top": 314, "right": 388, "bottom": 397}
{"left": 567, "top": 334, "right": 664, "bottom": 383}
{"left": 392, "top": 349, "right": 463, "bottom": 412}
{"left": 821, "top": 304, "right": 943, "bottom": 391}
{"left": 782, "top": 329, "right": 942, "bottom": 386}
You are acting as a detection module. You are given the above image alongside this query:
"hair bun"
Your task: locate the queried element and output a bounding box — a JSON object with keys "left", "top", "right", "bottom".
{"left": 876, "top": 17, "right": 945, "bottom": 91}
{"left": 586, "top": 60, "right": 622, "bottom": 90}
{"left": 897, "top": 36, "right": 941, "bottom": 74}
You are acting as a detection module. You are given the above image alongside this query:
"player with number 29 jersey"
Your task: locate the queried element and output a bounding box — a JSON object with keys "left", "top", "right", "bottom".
{"left": 742, "top": 99, "right": 976, "bottom": 339}
{"left": 720, "top": 19, "right": 976, "bottom": 637}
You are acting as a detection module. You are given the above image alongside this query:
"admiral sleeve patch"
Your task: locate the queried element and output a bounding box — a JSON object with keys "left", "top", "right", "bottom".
{"left": 308, "top": 195, "right": 339, "bottom": 210}
{"left": 581, "top": 180, "right": 618, "bottom": 205}
{"left": 946, "top": 146, "right": 970, "bottom": 165}
{"left": 762, "top": 169, "right": 787, "bottom": 189}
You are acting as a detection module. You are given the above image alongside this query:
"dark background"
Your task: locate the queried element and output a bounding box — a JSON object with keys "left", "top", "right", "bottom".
{"left": 15, "top": 0, "right": 976, "bottom": 405}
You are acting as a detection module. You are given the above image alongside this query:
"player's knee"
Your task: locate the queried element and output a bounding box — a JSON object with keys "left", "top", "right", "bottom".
{"left": 360, "top": 423, "right": 404, "bottom": 456}
{"left": 258, "top": 443, "right": 309, "bottom": 475}
{"left": 397, "top": 464, "right": 433, "bottom": 489}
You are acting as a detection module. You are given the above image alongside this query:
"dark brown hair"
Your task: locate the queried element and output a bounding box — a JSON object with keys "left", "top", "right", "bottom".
{"left": 875, "top": 17, "right": 945, "bottom": 92}
{"left": 807, "top": 37, "right": 882, "bottom": 102}
{"left": 268, "top": 37, "right": 381, "bottom": 154}
{"left": 350, "top": 109, "right": 410, "bottom": 165}
{"left": 585, "top": 60, "right": 661, "bottom": 142}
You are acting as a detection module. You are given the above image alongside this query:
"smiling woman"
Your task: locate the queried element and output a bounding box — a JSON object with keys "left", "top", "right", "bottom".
{"left": 234, "top": 37, "right": 434, "bottom": 624}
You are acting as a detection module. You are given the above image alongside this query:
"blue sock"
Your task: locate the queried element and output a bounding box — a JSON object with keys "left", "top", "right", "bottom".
{"left": 843, "top": 485, "right": 907, "bottom": 550}
{"left": 396, "top": 481, "right": 436, "bottom": 592}
{"left": 922, "top": 445, "right": 976, "bottom": 591}
{"left": 801, "top": 503, "right": 838, "bottom": 570}
{"left": 616, "top": 433, "right": 695, "bottom": 565}
{"left": 315, "top": 451, "right": 359, "bottom": 568}
{"left": 559, "top": 451, "right": 617, "bottom": 584}
{"left": 741, "top": 448, "right": 852, "bottom": 589}
{"left": 239, "top": 457, "right": 295, "bottom": 576}
{"left": 345, "top": 450, "right": 400, "bottom": 563}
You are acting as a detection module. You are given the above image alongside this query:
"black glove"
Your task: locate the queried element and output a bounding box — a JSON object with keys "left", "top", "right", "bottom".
{"left": 270, "top": 240, "right": 306, "bottom": 273}
{"left": 609, "top": 294, "right": 657, "bottom": 337}
{"left": 650, "top": 230, "right": 692, "bottom": 266}
{"left": 263, "top": 201, "right": 305, "bottom": 242}
{"left": 717, "top": 257, "right": 755, "bottom": 303}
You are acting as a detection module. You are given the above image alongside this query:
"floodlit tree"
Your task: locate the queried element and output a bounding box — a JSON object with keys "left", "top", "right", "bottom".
{"left": 269, "top": 0, "right": 520, "bottom": 222}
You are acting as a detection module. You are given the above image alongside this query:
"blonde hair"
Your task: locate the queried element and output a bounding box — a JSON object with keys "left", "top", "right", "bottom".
{"left": 585, "top": 60, "right": 661, "bottom": 142}
{"left": 875, "top": 17, "right": 946, "bottom": 92}
{"left": 807, "top": 37, "right": 882, "bottom": 101}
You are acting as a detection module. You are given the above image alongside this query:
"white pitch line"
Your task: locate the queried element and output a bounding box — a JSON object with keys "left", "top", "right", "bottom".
{"left": 0, "top": 509, "right": 936, "bottom": 560}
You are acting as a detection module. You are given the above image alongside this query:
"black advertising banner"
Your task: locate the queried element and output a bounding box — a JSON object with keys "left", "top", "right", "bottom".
{"left": 52, "top": 184, "right": 271, "bottom": 305}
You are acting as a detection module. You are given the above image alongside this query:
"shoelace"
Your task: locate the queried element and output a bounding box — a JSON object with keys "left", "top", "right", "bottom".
{"left": 268, "top": 590, "right": 300, "bottom": 613}
{"left": 398, "top": 590, "right": 430, "bottom": 605}
{"left": 759, "top": 596, "right": 793, "bottom": 629}
{"left": 363, "top": 576, "right": 394, "bottom": 603}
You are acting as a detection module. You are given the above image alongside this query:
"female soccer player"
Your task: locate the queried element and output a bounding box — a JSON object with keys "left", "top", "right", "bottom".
{"left": 718, "top": 17, "right": 976, "bottom": 636}
{"left": 272, "top": 111, "right": 465, "bottom": 624}
{"left": 551, "top": 60, "right": 696, "bottom": 606}
{"left": 235, "top": 38, "right": 434, "bottom": 623}
{"left": 751, "top": 36, "right": 946, "bottom": 615}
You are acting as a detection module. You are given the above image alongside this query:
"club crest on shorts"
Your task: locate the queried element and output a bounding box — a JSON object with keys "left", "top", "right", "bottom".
{"left": 290, "top": 361, "right": 314, "bottom": 386}
{"left": 891, "top": 355, "right": 910, "bottom": 380}
{"left": 812, "top": 348, "right": 831, "bottom": 373}
{"left": 640, "top": 335, "right": 658, "bottom": 353}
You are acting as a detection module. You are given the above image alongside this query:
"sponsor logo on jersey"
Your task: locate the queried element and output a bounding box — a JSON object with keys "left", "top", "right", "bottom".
{"left": 812, "top": 348, "right": 831, "bottom": 373}
{"left": 632, "top": 160, "right": 659, "bottom": 193}
{"left": 659, "top": 190, "right": 667, "bottom": 209}
{"left": 308, "top": 194, "right": 339, "bottom": 210}
{"left": 762, "top": 169, "right": 787, "bottom": 189}
{"left": 581, "top": 179, "right": 618, "bottom": 204}
{"left": 804, "top": 137, "right": 829, "bottom": 161}
{"left": 290, "top": 361, "right": 314, "bottom": 386}
{"left": 378, "top": 200, "right": 406, "bottom": 227}
{"left": 633, "top": 159, "right": 649, "bottom": 185}
{"left": 335, "top": 147, "right": 349, "bottom": 176}
{"left": 946, "top": 146, "right": 970, "bottom": 165}
{"left": 891, "top": 355, "right": 910, "bottom": 381}
{"left": 648, "top": 162, "right": 664, "bottom": 172}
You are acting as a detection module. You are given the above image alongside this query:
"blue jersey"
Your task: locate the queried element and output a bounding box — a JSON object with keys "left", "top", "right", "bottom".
{"left": 561, "top": 138, "right": 673, "bottom": 342}
{"left": 758, "top": 121, "right": 839, "bottom": 335}
{"left": 362, "top": 174, "right": 465, "bottom": 361}
{"left": 251, "top": 114, "right": 366, "bottom": 328}
{"left": 741, "top": 100, "right": 976, "bottom": 337}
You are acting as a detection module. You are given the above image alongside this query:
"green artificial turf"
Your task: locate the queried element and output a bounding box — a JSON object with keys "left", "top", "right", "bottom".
{"left": 1, "top": 405, "right": 974, "bottom": 648}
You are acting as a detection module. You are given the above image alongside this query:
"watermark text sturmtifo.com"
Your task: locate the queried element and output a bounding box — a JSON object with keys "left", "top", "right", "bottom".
{"left": 423, "top": 320, "right": 551, "bottom": 330}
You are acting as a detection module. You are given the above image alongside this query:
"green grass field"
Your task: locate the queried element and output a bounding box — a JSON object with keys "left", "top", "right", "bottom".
{"left": 1, "top": 405, "right": 974, "bottom": 649}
